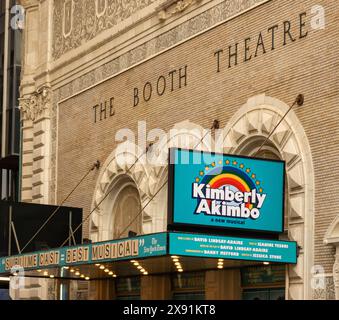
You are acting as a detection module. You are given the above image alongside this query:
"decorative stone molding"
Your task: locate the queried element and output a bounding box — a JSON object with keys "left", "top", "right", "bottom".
{"left": 19, "top": 87, "right": 52, "bottom": 121}
{"left": 312, "top": 276, "right": 336, "bottom": 300}
{"left": 334, "top": 255, "right": 339, "bottom": 289}
{"left": 324, "top": 215, "right": 339, "bottom": 300}
{"left": 157, "top": 0, "right": 202, "bottom": 21}
{"left": 222, "top": 94, "right": 315, "bottom": 300}
{"left": 52, "top": 0, "right": 156, "bottom": 60}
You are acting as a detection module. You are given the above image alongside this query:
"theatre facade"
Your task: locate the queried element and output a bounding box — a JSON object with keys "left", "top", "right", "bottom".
{"left": 14, "top": 0, "right": 339, "bottom": 300}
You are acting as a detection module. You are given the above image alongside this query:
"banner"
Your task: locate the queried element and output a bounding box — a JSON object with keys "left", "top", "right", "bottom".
{"left": 168, "top": 148, "right": 285, "bottom": 233}
{"left": 169, "top": 233, "right": 297, "bottom": 264}
{"left": 0, "top": 233, "right": 167, "bottom": 274}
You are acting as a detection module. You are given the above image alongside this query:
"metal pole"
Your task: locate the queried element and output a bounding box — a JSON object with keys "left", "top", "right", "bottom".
{"left": 68, "top": 211, "right": 71, "bottom": 246}
{"left": 11, "top": 222, "right": 21, "bottom": 254}
{"left": 8, "top": 205, "right": 12, "bottom": 256}
{"left": 2, "top": 0, "right": 10, "bottom": 158}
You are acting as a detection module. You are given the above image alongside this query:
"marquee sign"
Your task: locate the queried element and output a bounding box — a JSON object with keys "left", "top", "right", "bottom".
{"left": 0, "top": 233, "right": 167, "bottom": 274}
{"left": 168, "top": 148, "right": 285, "bottom": 234}
{"left": 169, "top": 233, "right": 297, "bottom": 264}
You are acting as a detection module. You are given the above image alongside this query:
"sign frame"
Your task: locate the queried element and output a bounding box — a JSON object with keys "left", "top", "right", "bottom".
{"left": 167, "top": 148, "right": 286, "bottom": 237}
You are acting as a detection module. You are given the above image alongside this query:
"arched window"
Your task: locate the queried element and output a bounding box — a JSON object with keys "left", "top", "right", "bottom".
{"left": 106, "top": 175, "right": 142, "bottom": 240}
{"left": 237, "top": 137, "right": 289, "bottom": 235}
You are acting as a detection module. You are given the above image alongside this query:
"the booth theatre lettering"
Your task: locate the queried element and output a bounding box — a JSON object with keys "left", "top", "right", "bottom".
{"left": 91, "top": 239, "right": 139, "bottom": 261}
{"left": 66, "top": 247, "right": 90, "bottom": 264}
{"left": 91, "top": 11, "right": 310, "bottom": 124}
{"left": 93, "top": 97, "right": 115, "bottom": 123}
{"left": 133, "top": 65, "right": 188, "bottom": 108}
{"left": 214, "top": 13, "right": 308, "bottom": 72}
{"left": 92, "top": 66, "right": 188, "bottom": 123}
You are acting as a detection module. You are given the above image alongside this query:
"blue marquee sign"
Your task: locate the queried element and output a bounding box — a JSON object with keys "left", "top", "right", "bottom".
{"left": 169, "top": 233, "right": 297, "bottom": 264}
{"left": 168, "top": 148, "right": 286, "bottom": 234}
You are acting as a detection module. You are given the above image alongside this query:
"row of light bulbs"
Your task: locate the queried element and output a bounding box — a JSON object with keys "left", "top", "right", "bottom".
{"left": 19, "top": 258, "right": 272, "bottom": 279}
{"left": 171, "top": 256, "right": 184, "bottom": 273}
{"left": 130, "top": 260, "right": 149, "bottom": 276}
{"left": 36, "top": 267, "right": 91, "bottom": 281}
{"left": 95, "top": 264, "right": 118, "bottom": 278}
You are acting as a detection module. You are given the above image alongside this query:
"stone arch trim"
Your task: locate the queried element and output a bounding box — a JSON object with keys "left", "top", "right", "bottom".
{"left": 89, "top": 140, "right": 153, "bottom": 242}
{"left": 325, "top": 215, "right": 339, "bottom": 246}
{"left": 90, "top": 120, "right": 213, "bottom": 242}
{"left": 324, "top": 215, "right": 339, "bottom": 300}
{"left": 222, "top": 94, "right": 315, "bottom": 300}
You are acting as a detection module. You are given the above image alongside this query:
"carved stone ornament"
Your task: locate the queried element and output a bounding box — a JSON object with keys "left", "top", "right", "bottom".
{"left": 53, "top": 0, "right": 156, "bottom": 60}
{"left": 19, "top": 87, "right": 52, "bottom": 121}
{"left": 334, "top": 254, "right": 339, "bottom": 287}
{"left": 157, "top": 0, "right": 202, "bottom": 21}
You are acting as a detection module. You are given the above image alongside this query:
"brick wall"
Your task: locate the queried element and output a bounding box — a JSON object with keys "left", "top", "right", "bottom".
{"left": 56, "top": 0, "right": 339, "bottom": 274}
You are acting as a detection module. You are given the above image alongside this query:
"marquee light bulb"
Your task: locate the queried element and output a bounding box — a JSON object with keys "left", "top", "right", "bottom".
{"left": 137, "top": 266, "right": 142, "bottom": 270}
{"left": 217, "top": 266, "right": 223, "bottom": 269}
{"left": 37, "top": 270, "right": 42, "bottom": 273}
{"left": 140, "top": 269, "right": 146, "bottom": 273}
{"left": 95, "top": 264, "right": 100, "bottom": 267}
{"left": 50, "top": 275, "right": 55, "bottom": 279}
{"left": 171, "top": 256, "right": 179, "bottom": 259}
{"left": 70, "top": 269, "right": 75, "bottom": 273}
{"left": 80, "top": 274, "right": 85, "bottom": 278}
{"left": 133, "top": 262, "right": 139, "bottom": 266}
{"left": 108, "top": 271, "right": 113, "bottom": 275}
{"left": 172, "top": 258, "right": 179, "bottom": 262}
{"left": 75, "top": 271, "right": 80, "bottom": 276}
{"left": 43, "top": 271, "right": 48, "bottom": 276}
{"left": 104, "top": 269, "right": 109, "bottom": 273}
{"left": 143, "top": 272, "right": 149, "bottom": 276}
{"left": 85, "top": 277, "right": 90, "bottom": 281}
{"left": 99, "top": 265, "right": 105, "bottom": 270}
{"left": 178, "top": 269, "right": 183, "bottom": 273}
{"left": 113, "top": 275, "right": 117, "bottom": 278}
